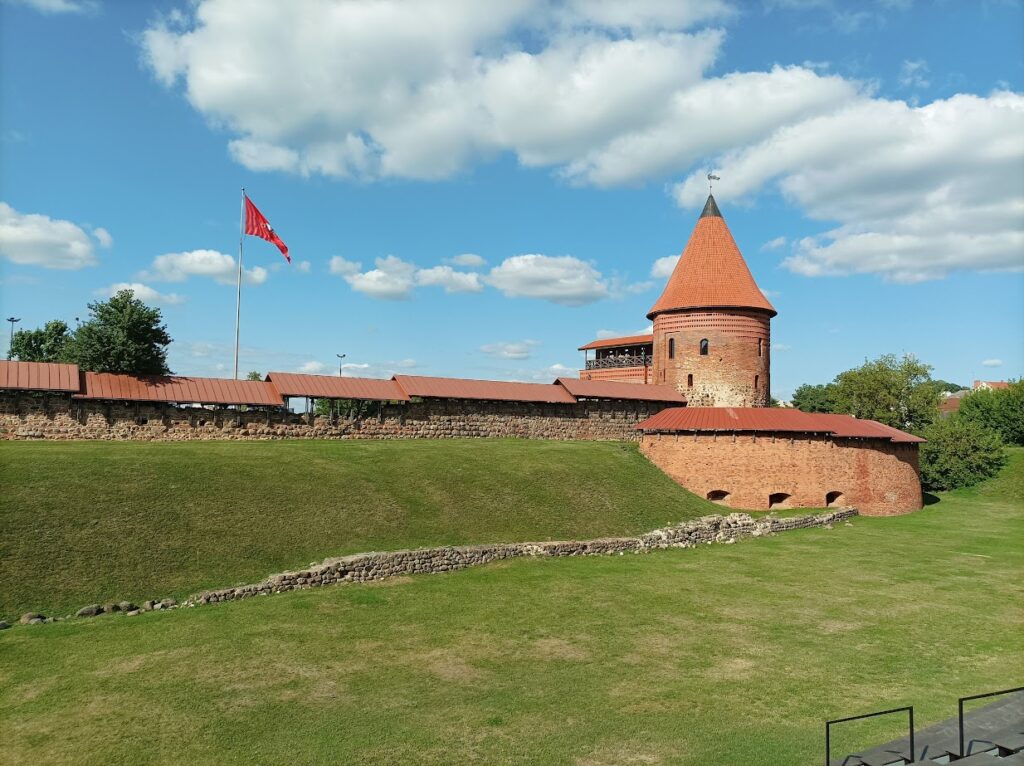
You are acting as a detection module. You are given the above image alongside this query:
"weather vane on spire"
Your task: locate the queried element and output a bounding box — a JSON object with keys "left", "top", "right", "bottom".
{"left": 707, "top": 172, "right": 720, "bottom": 193}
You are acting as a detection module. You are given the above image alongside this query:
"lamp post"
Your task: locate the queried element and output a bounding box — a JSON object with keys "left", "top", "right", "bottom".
{"left": 6, "top": 317, "right": 20, "bottom": 360}
{"left": 336, "top": 353, "right": 346, "bottom": 376}
{"left": 334, "top": 354, "right": 347, "bottom": 420}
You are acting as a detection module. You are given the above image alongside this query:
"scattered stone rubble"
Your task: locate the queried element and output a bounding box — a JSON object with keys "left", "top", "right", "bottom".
{"left": 5, "top": 509, "right": 856, "bottom": 629}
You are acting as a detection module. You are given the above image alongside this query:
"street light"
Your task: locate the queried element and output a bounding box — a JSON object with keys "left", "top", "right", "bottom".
{"left": 336, "top": 353, "right": 346, "bottom": 376}
{"left": 6, "top": 317, "right": 20, "bottom": 360}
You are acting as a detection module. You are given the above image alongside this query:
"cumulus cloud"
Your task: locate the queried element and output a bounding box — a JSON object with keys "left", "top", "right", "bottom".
{"left": 651, "top": 255, "right": 679, "bottom": 278}
{"left": 761, "top": 236, "right": 787, "bottom": 251}
{"left": 480, "top": 340, "right": 540, "bottom": 360}
{"left": 339, "top": 255, "right": 417, "bottom": 300}
{"left": 415, "top": 265, "right": 483, "bottom": 293}
{"left": 295, "top": 259, "right": 311, "bottom": 273}
{"left": 899, "top": 59, "right": 930, "bottom": 90}
{"left": 95, "top": 282, "right": 185, "bottom": 306}
{"left": 143, "top": 249, "right": 267, "bottom": 285}
{"left": 328, "top": 256, "right": 361, "bottom": 277}
{"left": 0, "top": 202, "right": 106, "bottom": 269}
{"left": 486, "top": 254, "right": 609, "bottom": 306}
{"left": 672, "top": 92, "right": 1024, "bottom": 282}
{"left": 298, "top": 360, "right": 329, "bottom": 374}
{"left": 981, "top": 359, "right": 1004, "bottom": 368}
{"left": 446, "top": 253, "right": 487, "bottom": 268}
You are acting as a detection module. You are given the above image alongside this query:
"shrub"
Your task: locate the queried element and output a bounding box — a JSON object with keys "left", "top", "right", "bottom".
{"left": 920, "top": 416, "right": 1006, "bottom": 491}
{"left": 958, "top": 381, "right": 1024, "bottom": 446}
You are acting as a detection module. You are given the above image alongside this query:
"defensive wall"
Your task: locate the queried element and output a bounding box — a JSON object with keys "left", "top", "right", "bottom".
{"left": 0, "top": 391, "right": 666, "bottom": 442}
{"left": 637, "top": 408, "right": 924, "bottom": 517}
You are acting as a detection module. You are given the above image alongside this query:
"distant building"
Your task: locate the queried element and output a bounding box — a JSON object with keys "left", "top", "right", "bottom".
{"left": 938, "top": 389, "right": 970, "bottom": 416}
{"left": 974, "top": 380, "right": 1010, "bottom": 391}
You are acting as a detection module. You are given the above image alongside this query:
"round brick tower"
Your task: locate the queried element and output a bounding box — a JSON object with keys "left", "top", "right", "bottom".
{"left": 648, "top": 195, "right": 776, "bottom": 407}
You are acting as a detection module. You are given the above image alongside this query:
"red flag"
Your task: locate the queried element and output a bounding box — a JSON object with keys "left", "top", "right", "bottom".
{"left": 244, "top": 195, "right": 290, "bottom": 262}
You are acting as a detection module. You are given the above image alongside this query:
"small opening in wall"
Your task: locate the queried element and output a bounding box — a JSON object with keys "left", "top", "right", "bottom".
{"left": 699, "top": 338, "right": 709, "bottom": 355}
{"left": 768, "top": 492, "right": 791, "bottom": 509}
{"left": 707, "top": 489, "right": 730, "bottom": 505}
{"left": 754, "top": 374, "right": 759, "bottom": 390}
{"left": 825, "top": 491, "right": 844, "bottom": 507}
{"left": 758, "top": 338, "right": 763, "bottom": 357}
{"left": 687, "top": 374, "right": 693, "bottom": 388}
{"left": 668, "top": 337, "right": 675, "bottom": 359}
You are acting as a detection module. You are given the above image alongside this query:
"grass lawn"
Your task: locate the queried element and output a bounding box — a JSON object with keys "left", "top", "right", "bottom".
{"left": 0, "top": 439, "right": 718, "bottom": 619}
{"left": 0, "top": 449, "right": 1021, "bottom": 765}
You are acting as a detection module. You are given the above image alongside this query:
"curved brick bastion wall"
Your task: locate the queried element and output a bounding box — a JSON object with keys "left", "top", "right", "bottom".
{"left": 0, "top": 392, "right": 667, "bottom": 442}
{"left": 640, "top": 431, "right": 922, "bottom": 516}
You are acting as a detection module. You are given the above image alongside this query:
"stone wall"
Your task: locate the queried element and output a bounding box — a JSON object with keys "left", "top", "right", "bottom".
{"left": 640, "top": 431, "right": 922, "bottom": 516}
{"left": 0, "top": 391, "right": 668, "bottom": 442}
{"left": 652, "top": 309, "right": 771, "bottom": 407}
{"left": 187, "top": 508, "right": 857, "bottom": 607}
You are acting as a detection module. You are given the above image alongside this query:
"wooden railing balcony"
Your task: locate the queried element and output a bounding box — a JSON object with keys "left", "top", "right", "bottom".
{"left": 585, "top": 355, "right": 649, "bottom": 370}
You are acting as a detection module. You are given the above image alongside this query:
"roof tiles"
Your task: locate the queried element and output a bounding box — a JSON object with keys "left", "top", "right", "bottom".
{"left": 648, "top": 194, "right": 775, "bottom": 319}
{"left": 393, "top": 374, "right": 577, "bottom": 404}
{"left": 0, "top": 360, "right": 81, "bottom": 392}
{"left": 266, "top": 372, "right": 410, "bottom": 401}
{"left": 636, "top": 407, "right": 924, "bottom": 443}
{"left": 75, "top": 372, "right": 283, "bottom": 406}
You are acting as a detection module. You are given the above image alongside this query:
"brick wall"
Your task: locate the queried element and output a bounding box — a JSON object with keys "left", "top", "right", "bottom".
{"left": 640, "top": 431, "right": 922, "bottom": 516}
{"left": 0, "top": 392, "right": 668, "bottom": 442}
{"left": 652, "top": 309, "right": 771, "bottom": 406}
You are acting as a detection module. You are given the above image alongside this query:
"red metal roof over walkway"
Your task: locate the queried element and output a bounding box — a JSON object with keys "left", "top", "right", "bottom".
{"left": 74, "top": 372, "right": 284, "bottom": 406}
{"left": 267, "top": 372, "right": 410, "bottom": 401}
{"left": 0, "top": 360, "right": 80, "bottom": 392}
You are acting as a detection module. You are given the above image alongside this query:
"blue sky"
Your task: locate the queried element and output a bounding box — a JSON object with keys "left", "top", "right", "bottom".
{"left": 1, "top": 0, "right": 1022, "bottom": 399}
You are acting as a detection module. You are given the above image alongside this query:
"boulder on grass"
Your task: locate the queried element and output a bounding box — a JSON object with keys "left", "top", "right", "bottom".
{"left": 75, "top": 604, "right": 104, "bottom": 618}
{"left": 19, "top": 613, "right": 44, "bottom": 625}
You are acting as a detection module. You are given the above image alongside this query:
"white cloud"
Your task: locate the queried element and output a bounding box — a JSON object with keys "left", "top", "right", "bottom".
{"left": 761, "top": 236, "right": 787, "bottom": 251}
{"left": 0, "top": 202, "right": 105, "bottom": 269}
{"left": 328, "top": 256, "right": 361, "bottom": 277}
{"left": 298, "top": 360, "right": 329, "bottom": 374}
{"left": 899, "top": 59, "right": 930, "bottom": 90}
{"left": 295, "top": 259, "right": 311, "bottom": 273}
{"left": 415, "top": 265, "right": 483, "bottom": 293}
{"left": 673, "top": 92, "right": 1024, "bottom": 282}
{"left": 771, "top": 342, "right": 791, "bottom": 352}
{"left": 144, "top": 249, "right": 267, "bottom": 285}
{"left": 4, "top": 0, "right": 97, "bottom": 14}
{"left": 92, "top": 227, "right": 113, "bottom": 248}
{"left": 480, "top": 340, "right": 540, "bottom": 360}
{"left": 487, "top": 254, "right": 609, "bottom": 306}
{"left": 341, "top": 255, "right": 417, "bottom": 300}
{"left": 651, "top": 255, "right": 679, "bottom": 278}
{"left": 446, "top": 253, "right": 487, "bottom": 268}
{"left": 981, "top": 359, "right": 1004, "bottom": 368}
{"left": 96, "top": 282, "right": 185, "bottom": 306}
{"left": 595, "top": 325, "right": 653, "bottom": 340}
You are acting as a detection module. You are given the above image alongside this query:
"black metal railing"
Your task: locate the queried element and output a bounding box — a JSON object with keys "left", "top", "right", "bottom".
{"left": 585, "top": 354, "right": 649, "bottom": 370}
{"left": 959, "top": 686, "right": 1024, "bottom": 757}
{"left": 825, "top": 706, "right": 914, "bottom": 766}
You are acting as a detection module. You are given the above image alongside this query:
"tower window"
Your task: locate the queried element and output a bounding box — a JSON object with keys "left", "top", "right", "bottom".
{"left": 687, "top": 374, "right": 693, "bottom": 388}
{"left": 699, "top": 339, "right": 709, "bottom": 356}
{"left": 754, "top": 375, "right": 759, "bottom": 390}
{"left": 758, "top": 338, "right": 763, "bottom": 357}
{"left": 668, "top": 338, "right": 675, "bottom": 359}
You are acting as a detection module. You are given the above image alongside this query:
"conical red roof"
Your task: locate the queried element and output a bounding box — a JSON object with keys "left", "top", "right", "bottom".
{"left": 648, "top": 195, "right": 776, "bottom": 319}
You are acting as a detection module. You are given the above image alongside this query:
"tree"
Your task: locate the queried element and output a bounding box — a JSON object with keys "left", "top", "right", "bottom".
{"left": 830, "top": 354, "right": 939, "bottom": 433}
{"left": 9, "top": 320, "right": 73, "bottom": 363}
{"left": 791, "top": 383, "right": 836, "bottom": 413}
{"left": 70, "top": 290, "right": 172, "bottom": 375}
{"left": 929, "top": 379, "right": 968, "bottom": 394}
{"left": 246, "top": 371, "right": 263, "bottom": 381}
{"left": 920, "top": 416, "right": 1006, "bottom": 491}
{"left": 959, "top": 381, "right": 1024, "bottom": 446}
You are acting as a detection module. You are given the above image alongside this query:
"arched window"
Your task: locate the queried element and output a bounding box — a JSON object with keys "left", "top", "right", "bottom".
{"left": 758, "top": 338, "right": 763, "bottom": 357}
{"left": 754, "top": 374, "right": 759, "bottom": 390}
{"left": 707, "top": 490, "right": 730, "bottom": 505}
{"left": 668, "top": 338, "right": 675, "bottom": 359}
{"left": 825, "top": 491, "right": 844, "bottom": 507}
{"left": 687, "top": 374, "right": 693, "bottom": 388}
{"left": 699, "top": 338, "right": 709, "bottom": 355}
{"left": 768, "top": 492, "right": 791, "bottom": 510}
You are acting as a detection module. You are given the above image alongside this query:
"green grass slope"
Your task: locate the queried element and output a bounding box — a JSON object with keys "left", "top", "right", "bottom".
{"left": 0, "top": 450, "right": 1020, "bottom": 765}
{"left": 0, "top": 439, "right": 718, "bottom": 618}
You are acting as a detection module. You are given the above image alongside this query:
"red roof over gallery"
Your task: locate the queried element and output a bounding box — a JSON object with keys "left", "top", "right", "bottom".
{"left": 647, "top": 194, "right": 776, "bottom": 319}
{"left": 74, "top": 372, "right": 284, "bottom": 407}
{"left": 0, "top": 360, "right": 80, "bottom": 392}
{"left": 393, "top": 374, "right": 578, "bottom": 404}
{"left": 266, "top": 372, "right": 410, "bottom": 401}
{"left": 636, "top": 407, "right": 924, "bottom": 443}
{"left": 578, "top": 334, "right": 653, "bottom": 351}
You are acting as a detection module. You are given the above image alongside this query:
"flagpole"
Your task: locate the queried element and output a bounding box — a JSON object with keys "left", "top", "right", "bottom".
{"left": 233, "top": 187, "right": 245, "bottom": 379}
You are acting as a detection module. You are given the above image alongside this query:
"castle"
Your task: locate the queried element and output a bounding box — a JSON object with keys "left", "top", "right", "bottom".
{"left": 0, "top": 195, "right": 925, "bottom": 516}
{"left": 579, "top": 194, "right": 772, "bottom": 407}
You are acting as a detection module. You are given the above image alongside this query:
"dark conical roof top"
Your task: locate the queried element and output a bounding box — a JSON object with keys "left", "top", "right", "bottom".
{"left": 647, "top": 195, "right": 776, "bottom": 319}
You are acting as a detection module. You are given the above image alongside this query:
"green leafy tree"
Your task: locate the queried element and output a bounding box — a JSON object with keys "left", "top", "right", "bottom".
{"left": 246, "top": 371, "right": 263, "bottom": 381}
{"left": 830, "top": 354, "right": 939, "bottom": 433}
{"left": 929, "top": 379, "right": 968, "bottom": 394}
{"left": 920, "top": 416, "right": 1006, "bottom": 491}
{"left": 959, "top": 381, "right": 1024, "bottom": 446}
{"left": 9, "top": 320, "right": 73, "bottom": 362}
{"left": 791, "top": 383, "right": 836, "bottom": 413}
{"left": 69, "top": 290, "right": 172, "bottom": 375}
